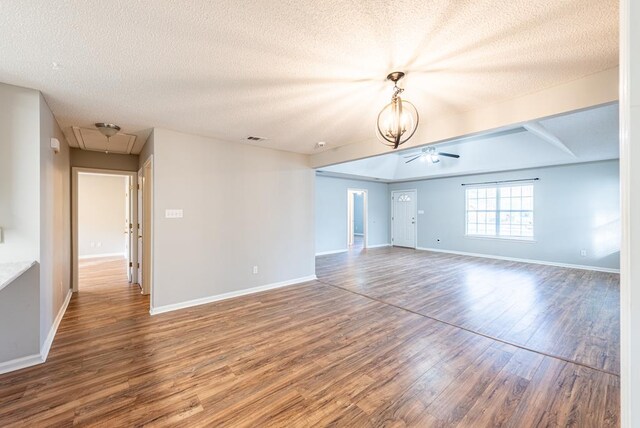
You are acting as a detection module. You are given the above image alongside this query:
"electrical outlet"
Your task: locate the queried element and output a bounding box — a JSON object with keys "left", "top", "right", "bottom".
{"left": 97, "top": 242, "right": 102, "bottom": 248}
{"left": 91, "top": 242, "right": 95, "bottom": 248}
{"left": 580, "top": 249, "right": 587, "bottom": 257}
{"left": 252, "top": 266, "right": 258, "bottom": 274}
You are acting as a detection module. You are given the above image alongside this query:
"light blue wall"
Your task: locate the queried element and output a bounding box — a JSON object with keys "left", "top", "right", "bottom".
{"left": 353, "top": 193, "right": 364, "bottom": 235}
{"left": 389, "top": 160, "right": 620, "bottom": 270}
{"left": 315, "top": 175, "right": 389, "bottom": 254}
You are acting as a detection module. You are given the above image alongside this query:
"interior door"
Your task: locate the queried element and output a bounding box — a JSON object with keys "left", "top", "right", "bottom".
{"left": 125, "top": 177, "right": 133, "bottom": 283}
{"left": 137, "top": 169, "right": 143, "bottom": 286}
{"left": 392, "top": 190, "right": 417, "bottom": 248}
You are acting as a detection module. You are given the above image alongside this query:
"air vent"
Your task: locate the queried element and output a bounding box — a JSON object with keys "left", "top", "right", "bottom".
{"left": 245, "top": 136, "right": 269, "bottom": 142}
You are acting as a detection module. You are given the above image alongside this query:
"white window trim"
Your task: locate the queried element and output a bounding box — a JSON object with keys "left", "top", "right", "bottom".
{"left": 464, "top": 183, "right": 535, "bottom": 241}
{"left": 464, "top": 235, "right": 537, "bottom": 243}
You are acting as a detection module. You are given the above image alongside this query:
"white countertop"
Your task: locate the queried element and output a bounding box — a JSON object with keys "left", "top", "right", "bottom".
{"left": 0, "top": 261, "right": 36, "bottom": 292}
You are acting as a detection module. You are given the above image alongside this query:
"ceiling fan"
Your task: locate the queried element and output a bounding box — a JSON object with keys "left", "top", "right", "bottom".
{"left": 404, "top": 146, "right": 460, "bottom": 164}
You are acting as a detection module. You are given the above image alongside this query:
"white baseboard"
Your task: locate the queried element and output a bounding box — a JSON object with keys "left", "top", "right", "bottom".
{"left": 366, "top": 243, "right": 391, "bottom": 249}
{"left": 79, "top": 253, "right": 125, "bottom": 259}
{"left": 315, "top": 249, "right": 348, "bottom": 256}
{"left": 150, "top": 275, "right": 318, "bottom": 316}
{"left": 315, "top": 244, "right": 390, "bottom": 255}
{"left": 41, "top": 289, "right": 72, "bottom": 361}
{"left": 0, "top": 353, "right": 44, "bottom": 375}
{"left": 416, "top": 247, "right": 620, "bottom": 274}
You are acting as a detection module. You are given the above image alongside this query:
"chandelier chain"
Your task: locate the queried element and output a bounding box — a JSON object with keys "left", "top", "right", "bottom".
{"left": 392, "top": 85, "right": 404, "bottom": 100}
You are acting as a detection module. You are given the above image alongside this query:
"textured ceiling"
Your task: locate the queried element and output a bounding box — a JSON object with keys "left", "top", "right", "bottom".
{"left": 0, "top": 0, "right": 618, "bottom": 154}
{"left": 320, "top": 103, "right": 619, "bottom": 181}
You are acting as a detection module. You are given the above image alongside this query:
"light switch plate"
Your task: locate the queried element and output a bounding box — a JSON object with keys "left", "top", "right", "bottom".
{"left": 418, "top": 210, "right": 425, "bottom": 214}
{"left": 165, "top": 209, "right": 184, "bottom": 219}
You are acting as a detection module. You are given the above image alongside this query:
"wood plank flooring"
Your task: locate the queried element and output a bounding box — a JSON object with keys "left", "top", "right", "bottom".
{"left": 0, "top": 250, "right": 620, "bottom": 426}
{"left": 317, "top": 247, "right": 620, "bottom": 375}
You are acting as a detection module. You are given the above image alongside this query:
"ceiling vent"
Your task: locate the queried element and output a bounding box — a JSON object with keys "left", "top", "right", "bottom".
{"left": 245, "top": 136, "right": 269, "bottom": 142}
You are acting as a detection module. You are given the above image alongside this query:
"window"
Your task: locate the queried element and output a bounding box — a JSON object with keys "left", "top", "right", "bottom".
{"left": 465, "top": 184, "right": 534, "bottom": 239}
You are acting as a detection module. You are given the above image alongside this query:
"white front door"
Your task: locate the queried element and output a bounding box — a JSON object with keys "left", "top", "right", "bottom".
{"left": 392, "top": 190, "right": 417, "bottom": 248}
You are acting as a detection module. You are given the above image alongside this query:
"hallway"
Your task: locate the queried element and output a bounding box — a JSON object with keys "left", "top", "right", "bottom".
{"left": 78, "top": 256, "right": 132, "bottom": 291}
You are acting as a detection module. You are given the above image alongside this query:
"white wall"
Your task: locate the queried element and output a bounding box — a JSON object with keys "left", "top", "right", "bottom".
{"left": 0, "top": 83, "right": 40, "bottom": 262}
{"left": 78, "top": 174, "right": 127, "bottom": 257}
{"left": 149, "top": 128, "right": 315, "bottom": 310}
{"left": 38, "top": 92, "right": 71, "bottom": 349}
{"left": 389, "top": 160, "right": 620, "bottom": 270}
{"left": 315, "top": 176, "right": 390, "bottom": 253}
{"left": 0, "top": 264, "right": 39, "bottom": 364}
{"left": 0, "top": 83, "right": 71, "bottom": 369}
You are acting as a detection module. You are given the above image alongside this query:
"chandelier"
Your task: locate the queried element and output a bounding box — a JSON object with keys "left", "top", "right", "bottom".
{"left": 376, "top": 72, "right": 419, "bottom": 149}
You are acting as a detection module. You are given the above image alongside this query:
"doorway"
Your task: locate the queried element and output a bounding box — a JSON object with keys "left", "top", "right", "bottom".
{"left": 72, "top": 168, "right": 138, "bottom": 293}
{"left": 391, "top": 189, "right": 417, "bottom": 249}
{"left": 347, "top": 189, "right": 367, "bottom": 249}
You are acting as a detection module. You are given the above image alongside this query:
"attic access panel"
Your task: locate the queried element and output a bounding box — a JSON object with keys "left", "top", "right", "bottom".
{"left": 72, "top": 126, "right": 136, "bottom": 154}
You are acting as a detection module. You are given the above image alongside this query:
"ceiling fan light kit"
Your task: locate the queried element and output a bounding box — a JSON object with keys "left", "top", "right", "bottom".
{"left": 376, "top": 71, "right": 419, "bottom": 149}
{"left": 404, "top": 146, "right": 460, "bottom": 164}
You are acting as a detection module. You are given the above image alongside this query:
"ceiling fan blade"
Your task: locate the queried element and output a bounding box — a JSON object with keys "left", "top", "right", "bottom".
{"left": 437, "top": 152, "right": 460, "bottom": 158}
{"left": 405, "top": 155, "right": 422, "bottom": 163}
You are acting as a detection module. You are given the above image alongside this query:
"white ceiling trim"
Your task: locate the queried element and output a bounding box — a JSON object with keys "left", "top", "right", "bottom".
{"left": 523, "top": 122, "right": 576, "bottom": 157}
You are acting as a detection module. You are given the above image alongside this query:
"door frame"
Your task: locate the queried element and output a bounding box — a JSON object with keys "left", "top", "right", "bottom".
{"left": 140, "top": 156, "right": 154, "bottom": 299}
{"left": 71, "top": 167, "right": 138, "bottom": 292}
{"left": 347, "top": 188, "right": 368, "bottom": 248}
{"left": 620, "top": 1, "right": 637, "bottom": 423}
{"left": 137, "top": 166, "right": 144, "bottom": 288}
{"left": 390, "top": 189, "right": 418, "bottom": 249}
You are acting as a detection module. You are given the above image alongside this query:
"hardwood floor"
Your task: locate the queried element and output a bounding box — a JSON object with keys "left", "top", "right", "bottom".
{"left": 317, "top": 247, "right": 620, "bottom": 375}
{"left": 0, "top": 250, "right": 619, "bottom": 426}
